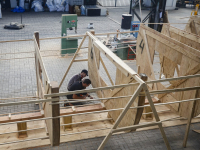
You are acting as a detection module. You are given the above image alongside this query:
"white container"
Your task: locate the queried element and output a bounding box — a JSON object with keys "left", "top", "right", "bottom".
{"left": 97, "top": 5, "right": 107, "bottom": 16}
{"left": 165, "top": 0, "right": 176, "bottom": 10}
{"left": 10, "top": 0, "right": 17, "bottom": 8}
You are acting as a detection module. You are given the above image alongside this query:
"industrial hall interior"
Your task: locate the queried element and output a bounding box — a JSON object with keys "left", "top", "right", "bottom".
{"left": 1, "top": 0, "right": 200, "bottom": 149}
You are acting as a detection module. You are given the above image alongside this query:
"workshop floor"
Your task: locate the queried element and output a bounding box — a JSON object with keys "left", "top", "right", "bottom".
{"left": 0, "top": 4, "right": 199, "bottom": 150}
{"left": 30, "top": 122, "right": 200, "bottom": 150}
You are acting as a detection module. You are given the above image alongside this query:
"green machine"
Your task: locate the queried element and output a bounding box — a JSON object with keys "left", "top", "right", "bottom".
{"left": 61, "top": 14, "right": 78, "bottom": 55}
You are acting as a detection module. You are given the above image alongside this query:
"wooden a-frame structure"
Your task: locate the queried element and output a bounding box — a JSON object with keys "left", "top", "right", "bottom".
{"left": 2, "top": 23, "right": 200, "bottom": 149}
{"left": 136, "top": 22, "right": 200, "bottom": 148}
{"left": 57, "top": 30, "right": 171, "bottom": 149}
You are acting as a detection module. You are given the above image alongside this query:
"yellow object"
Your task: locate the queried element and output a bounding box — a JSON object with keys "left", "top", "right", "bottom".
{"left": 191, "top": 4, "right": 199, "bottom": 16}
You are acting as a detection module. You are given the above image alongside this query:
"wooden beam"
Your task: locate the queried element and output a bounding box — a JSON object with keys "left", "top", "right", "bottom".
{"left": 0, "top": 112, "right": 43, "bottom": 123}
{"left": 0, "top": 104, "right": 104, "bottom": 124}
{"left": 73, "top": 59, "right": 88, "bottom": 62}
{"left": 44, "top": 81, "right": 60, "bottom": 146}
{"left": 34, "top": 38, "right": 49, "bottom": 82}
{"left": 133, "top": 74, "right": 148, "bottom": 130}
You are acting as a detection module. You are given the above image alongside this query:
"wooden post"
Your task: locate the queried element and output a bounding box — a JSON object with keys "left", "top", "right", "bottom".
{"left": 34, "top": 32, "right": 40, "bottom": 99}
{"left": 44, "top": 81, "right": 60, "bottom": 146}
{"left": 143, "top": 106, "right": 153, "bottom": 119}
{"left": 17, "top": 122, "right": 28, "bottom": 138}
{"left": 133, "top": 74, "right": 148, "bottom": 129}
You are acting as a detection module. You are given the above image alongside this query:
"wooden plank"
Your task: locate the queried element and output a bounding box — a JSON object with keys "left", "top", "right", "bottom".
{"left": 0, "top": 112, "right": 43, "bottom": 123}
{"left": 0, "top": 104, "right": 104, "bottom": 124}
{"left": 74, "top": 59, "right": 88, "bottom": 62}
{"left": 34, "top": 38, "right": 49, "bottom": 82}
{"left": 104, "top": 74, "right": 138, "bottom": 127}
{"left": 88, "top": 32, "right": 104, "bottom": 98}
{"left": 44, "top": 81, "right": 60, "bottom": 146}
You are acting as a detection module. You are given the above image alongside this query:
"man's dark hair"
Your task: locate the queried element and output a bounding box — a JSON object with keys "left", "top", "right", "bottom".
{"left": 83, "top": 79, "right": 91, "bottom": 85}
{"left": 81, "top": 69, "right": 88, "bottom": 76}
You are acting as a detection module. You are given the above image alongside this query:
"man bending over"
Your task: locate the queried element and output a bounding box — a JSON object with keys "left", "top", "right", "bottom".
{"left": 65, "top": 79, "right": 93, "bottom": 106}
{"left": 67, "top": 69, "right": 88, "bottom": 90}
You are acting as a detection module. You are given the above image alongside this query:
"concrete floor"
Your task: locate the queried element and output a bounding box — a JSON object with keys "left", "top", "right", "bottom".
{"left": 0, "top": 4, "right": 199, "bottom": 150}
{"left": 30, "top": 123, "right": 200, "bottom": 150}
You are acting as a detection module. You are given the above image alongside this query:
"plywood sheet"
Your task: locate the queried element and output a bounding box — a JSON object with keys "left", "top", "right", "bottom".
{"left": 88, "top": 38, "right": 103, "bottom": 98}
{"left": 136, "top": 29, "right": 153, "bottom": 77}
{"left": 179, "top": 76, "right": 200, "bottom": 118}
{"left": 162, "top": 24, "right": 200, "bottom": 52}
{"left": 137, "top": 25, "right": 200, "bottom": 119}
{"left": 104, "top": 79, "right": 138, "bottom": 127}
